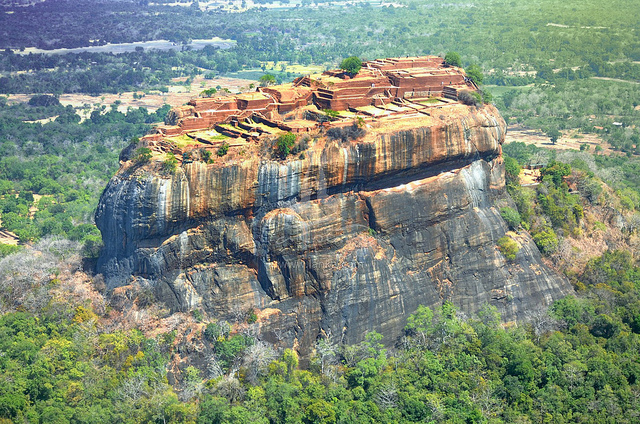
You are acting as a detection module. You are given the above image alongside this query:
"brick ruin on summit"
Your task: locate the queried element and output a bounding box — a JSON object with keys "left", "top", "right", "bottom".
{"left": 141, "top": 55, "right": 478, "bottom": 149}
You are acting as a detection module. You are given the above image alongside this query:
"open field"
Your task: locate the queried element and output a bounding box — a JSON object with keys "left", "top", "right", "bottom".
{"left": 484, "top": 84, "right": 535, "bottom": 97}
{"left": 12, "top": 38, "right": 235, "bottom": 55}
{"left": 6, "top": 75, "right": 256, "bottom": 116}
{"left": 505, "top": 125, "right": 615, "bottom": 155}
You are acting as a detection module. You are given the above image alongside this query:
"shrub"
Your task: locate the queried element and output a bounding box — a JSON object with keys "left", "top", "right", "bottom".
{"left": 458, "top": 90, "right": 481, "bottom": 106}
{"left": 481, "top": 89, "right": 493, "bottom": 104}
{"left": 323, "top": 109, "right": 340, "bottom": 120}
{"left": 0, "top": 243, "right": 21, "bottom": 258}
{"left": 162, "top": 152, "right": 178, "bottom": 173}
{"left": 532, "top": 227, "right": 559, "bottom": 255}
{"left": 500, "top": 207, "right": 521, "bottom": 230}
{"left": 247, "top": 309, "right": 258, "bottom": 324}
{"left": 82, "top": 234, "right": 103, "bottom": 259}
{"left": 276, "top": 132, "right": 296, "bottom": 158}
{"left": 217, "top": 142, "right": 229, "bottom": 157}
{"left": 201, "top": 148, "right": 213, "bottom": 163}
{"left": 326, "top": 123, "right": 365, "bottom": 143}
{"left": 193, "top": 309, "right": 204, "bottom": 322}
{"left": 133, "top": 147, "right": 152, "bottom": 163}
{"left": 497, "top": 236, "right": 519, "bottom": 261}
{"left": 291, "top": 135, "right": 309, "bottom": 155}
{"left": 204, "top": 321, "right": 231, "bottom": 341}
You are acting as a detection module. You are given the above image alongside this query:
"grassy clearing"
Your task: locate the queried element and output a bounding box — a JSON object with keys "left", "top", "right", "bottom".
{"left": 166, "top": 134, "right": 199, "bottom": 148}
{"left": 485, "top": 84, "right": 535, "bottom": 98}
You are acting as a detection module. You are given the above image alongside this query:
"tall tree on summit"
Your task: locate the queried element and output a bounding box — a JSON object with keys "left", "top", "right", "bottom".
{"left": 444, "top": 52, "right": 462, "bottom": 67}
{"left": 340, "top": 56, "right": 362, "bottom": 76}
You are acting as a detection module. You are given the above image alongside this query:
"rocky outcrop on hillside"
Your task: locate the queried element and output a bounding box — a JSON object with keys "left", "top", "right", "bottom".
{"left": 96, "top": 103, "right": 572, "bottom": 354}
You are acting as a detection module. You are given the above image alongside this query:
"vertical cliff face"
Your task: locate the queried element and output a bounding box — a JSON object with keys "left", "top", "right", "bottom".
{"left": 96, "top": 104, "right": 572, "bottom": 353}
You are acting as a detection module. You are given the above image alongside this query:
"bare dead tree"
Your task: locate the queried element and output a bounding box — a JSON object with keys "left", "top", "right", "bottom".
{"left": 374, "top": 384, "right": 399, "bottom": 410}
{"left": 212, "top": 375, "right": 245, "bottom": 403}
{"left": 526, "top": 305, "right": 561, "bottom": 343}
{"left": 242, "top": 341, "right": 277, "bottom": 384}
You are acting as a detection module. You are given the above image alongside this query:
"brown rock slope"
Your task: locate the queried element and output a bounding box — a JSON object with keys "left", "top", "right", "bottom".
{"left": 96, "top": 103, "right": 572, "bottom": 353}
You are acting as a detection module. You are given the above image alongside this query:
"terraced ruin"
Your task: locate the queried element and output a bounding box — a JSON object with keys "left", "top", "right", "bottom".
{"left": 140, "top": 56, "right": 478, "bottom": 158}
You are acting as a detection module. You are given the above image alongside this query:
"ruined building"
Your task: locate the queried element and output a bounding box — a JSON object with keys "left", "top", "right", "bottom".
{"left": 141, "top": 55, "right": 477, "bottom": 147}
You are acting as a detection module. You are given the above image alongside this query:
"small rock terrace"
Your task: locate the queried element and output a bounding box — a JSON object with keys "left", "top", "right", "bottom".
{"left": 139, "top": 56, "right": 478, "bottom": 159}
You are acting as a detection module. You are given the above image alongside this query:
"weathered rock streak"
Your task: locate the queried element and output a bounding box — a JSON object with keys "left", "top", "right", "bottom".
{"left": 96, "top": 104, "right": 572, "bottom": 352}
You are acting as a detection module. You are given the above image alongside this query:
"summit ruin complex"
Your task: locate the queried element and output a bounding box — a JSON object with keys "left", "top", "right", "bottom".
{"left": 141, "top": 56, "right": 477, "bottom": 149}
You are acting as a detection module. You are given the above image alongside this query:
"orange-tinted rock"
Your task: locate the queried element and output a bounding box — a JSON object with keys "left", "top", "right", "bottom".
{"left": 96, "top": 102, "right": 572, "bottom": 356}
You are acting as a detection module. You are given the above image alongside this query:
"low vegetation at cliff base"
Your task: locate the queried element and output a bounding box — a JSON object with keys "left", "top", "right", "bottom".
{"left": 1, "top": 242, "right": 639, "bottom": 422}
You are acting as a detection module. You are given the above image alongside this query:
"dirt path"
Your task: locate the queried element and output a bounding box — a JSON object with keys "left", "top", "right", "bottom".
{"left": 592, "top": 77, "right": 640, "bottom": 85}
{"left": 0, "top": 229, "right": 19, "bottom": 245}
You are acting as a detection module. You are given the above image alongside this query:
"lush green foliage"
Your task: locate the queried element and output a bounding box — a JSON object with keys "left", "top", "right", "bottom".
{"left": 444, "top": 52, "right": 462, "bottom": 68}
{"left": 500, "top": 207, "right": 521, "bottom": 230}
{"left": 275, "top": 132, "right": 296, "bottom": 158}
{"left": 503, "top": 156, "right": 521, "bottom": 187}
{"left": 162, "top": 152, "right": 179, "bottom": 173}
{"left": 0, "top": 240, "right": 638, "bottom": 423}
{"left": 465, "top": 64, "right": 484, "bottom": 85}
{"left": 258, "top": 74, "right": 276, "bottom": 87}
{"left": 134, "top": 147, "right": 153, "bottom": 164}
{"left": 339, "top": 56, "right": 362, "bottom": 75}
{"left": 0, "top": 310, "right": 187, "bottom": 423}
{"left": 501, "top": 146, "right": 630, "bottom": 259}
{"left": 0, "top": 99, "right": 166, "bottom": 244}
{"left": 497, "top": 235, "right": 519, "bottom": 261}
{"left": 217, "top": 142, "right": 230, "bottom": 157}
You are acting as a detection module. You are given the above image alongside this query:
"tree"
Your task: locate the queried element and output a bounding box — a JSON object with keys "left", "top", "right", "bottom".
{"left": 133, "top": 147, "right": 152, "bottom": 163}
{"left": 532, "top": 227, "right": 558, "bottom": 255}
{"left": 28, "top": 94, "right": 60, "bottom": 107}
{"left": 200, "top": 88, "right": 217, "bottom": 97}
{"left": 504, "top": 156, "right": 522, "bottom": 186}
{"left": 540, "top": 161, "right": 571, "bottom": 187}
{"left": 545, "top": 127, "right": 562, "bottom": 145}
{"left": 275, "top": 133, "right": 296, "bottom": 158}
{"left": 340, "top": 56, "right": 362, "bottom": 76}
{"left": 500, "top": 207, "right": 521, "bottom": 229}
{"left": 465, "top": 64, "right": 484, "bottom": 85}
{"left": 405, "top": 305, "right": 434, "bottom": 345}
{"left": 444, "top": 52, "right": 462, "bottom": 67}
{"left": 259, "top": 74, "right": 276, "bottom": 87}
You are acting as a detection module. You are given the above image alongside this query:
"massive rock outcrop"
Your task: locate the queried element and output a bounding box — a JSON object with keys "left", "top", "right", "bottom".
{"left": 96, "top": 100, "right": 572, "bottom": 354}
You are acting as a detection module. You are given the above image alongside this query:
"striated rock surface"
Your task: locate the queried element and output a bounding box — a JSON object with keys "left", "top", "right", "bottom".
{"left": 96, "top": 103, "right": 572, "bottom": 354}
